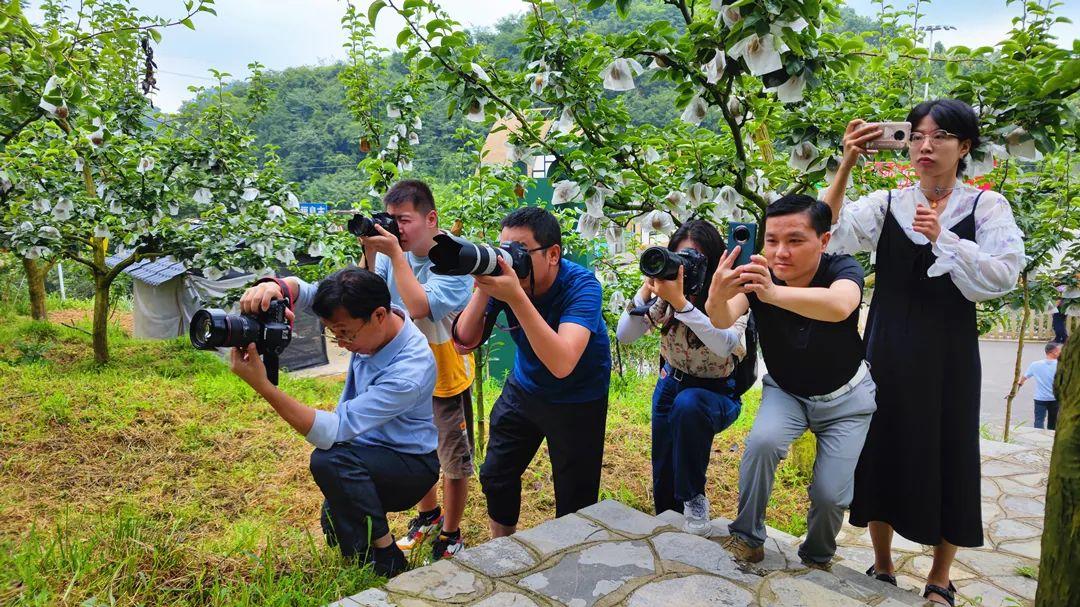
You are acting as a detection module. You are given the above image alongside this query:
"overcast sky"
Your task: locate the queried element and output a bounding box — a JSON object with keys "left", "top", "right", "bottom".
{"left": 30, "top": 1, "right": 1080, "bottom": 112}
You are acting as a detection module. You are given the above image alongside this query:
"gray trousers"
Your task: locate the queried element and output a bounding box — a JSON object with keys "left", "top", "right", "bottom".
{"left": 729, "top": 372, "right": 876, "bottom": 564}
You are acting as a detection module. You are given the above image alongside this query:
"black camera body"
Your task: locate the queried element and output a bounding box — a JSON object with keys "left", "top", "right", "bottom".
{"left": 189, "top": 298, "right": 292, "bottom": 385}
{"left": 639, "top": 246, "right": 708, "bottom": 296}
{"left": 348, "top": 211, "right": 400, "bottom": 239}
{"left": 428, "top": 233, "right": 532, "bottom": 279}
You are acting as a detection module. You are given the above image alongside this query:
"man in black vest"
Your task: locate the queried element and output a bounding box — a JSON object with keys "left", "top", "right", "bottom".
{"left": 706, "top": 194, "right": 876, "bottom": 569}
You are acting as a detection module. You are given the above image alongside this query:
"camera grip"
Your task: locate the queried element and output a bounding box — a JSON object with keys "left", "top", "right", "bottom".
{"left": 263, "top": 352, "right": 280, "bottom": 386}
{"left": 253, "top": 277, "right": 295, "bottom": 326}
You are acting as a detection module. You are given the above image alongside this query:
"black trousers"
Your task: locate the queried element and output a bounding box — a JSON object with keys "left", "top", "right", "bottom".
{"left": 1052, "top": 312, "right": 1068, "bottom": 344}
{"left": 479, "top": 380, "right": 608, "bottom": 527}
{"left": 310, "top": 442, "right": 439, "bottom": 559}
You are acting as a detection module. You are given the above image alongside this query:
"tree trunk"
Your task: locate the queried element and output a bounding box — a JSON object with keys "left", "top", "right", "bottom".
{"left": 92, "top": 272, "right": 111, "bottom": 364}
{"left": 90, "top": 238, "right": 111, "bottom": 365}
{"left": 1004, "top": 275, "right": 1031, "bottom": 442}
{"left": 21, "top": 257, "right": 48, "bottom": 321}
{"left": 1035, "top": 337, "right": 1079, "bottom": 605}
{"left": 614, "top": 333, "right": 624, "bottom": 379}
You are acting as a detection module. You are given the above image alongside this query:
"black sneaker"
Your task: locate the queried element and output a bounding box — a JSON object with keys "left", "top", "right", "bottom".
{"left": 371, "top": 542, "right": 408, "bottom": 578}
{"left": 430, "top": 532, "right": 465, "bottom": 561}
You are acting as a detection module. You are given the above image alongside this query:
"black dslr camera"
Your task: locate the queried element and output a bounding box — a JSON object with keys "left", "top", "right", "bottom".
{"left": 189, "top": 299, "right": 292, "bottom": 385}
{"left": 639, "top": 246, "right": 708, "bottom": 295}
{"left": 428, "top": 233, "right": 532, "bottom": 278}
{"left": 348, "top": 211, "right": 400, "bottom": 239}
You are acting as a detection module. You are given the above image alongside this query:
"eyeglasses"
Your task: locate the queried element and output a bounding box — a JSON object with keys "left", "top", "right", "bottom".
{"left": 908, "top": 130, "right": 958, "bottom": 146}
{"left": 322, "top": 321, "right": 365, "bottom": 346}
{"left": 501, "top": 242, "right": 553, "bottom": 255}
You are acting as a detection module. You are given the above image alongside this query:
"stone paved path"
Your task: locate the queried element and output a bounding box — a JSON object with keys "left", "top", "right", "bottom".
{"left": 327, "top": 429, "right": 1050, "bottom": 607}
{"left": 830, "top": 428, "right": 1050, "bottom": 607}
{"left": 328, "top": 499, "right": 929, "bottom": 607}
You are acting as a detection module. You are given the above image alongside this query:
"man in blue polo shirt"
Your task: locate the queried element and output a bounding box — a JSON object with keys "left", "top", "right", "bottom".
{"left": 1019, "top": 341, "right": 1062, "bottom": 429}
{"left": 453, "top": 207, "right": 611, "bottom": 537}
{"left": 228, "top": 268, "right": 437, "bottom": 577}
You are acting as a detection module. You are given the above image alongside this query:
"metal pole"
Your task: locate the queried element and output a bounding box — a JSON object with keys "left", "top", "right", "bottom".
{"left": 917, "top": 25, "right": 955, "bottom": 101}
{"left": 57, "top": 261, "right": 66, "bottom": 301}
{"left": 924, "top": 29, "right": 934, "bottom": 100}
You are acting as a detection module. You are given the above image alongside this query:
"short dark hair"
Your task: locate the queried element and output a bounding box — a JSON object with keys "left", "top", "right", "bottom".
{"left": 764, "top": 194, "right": 832, "bottom": 235}
{"left": 906, "top": 98, "right": 981, "bottom": 177}
{"left": 312, "top": 268, "right": 391, "bottom": 321}
{"left": 1046, "top": 341, "right": 1063, "bottom": 354}
{"left": 384, "top": 179, "right": 435, "bottom": 215}
{"left": 501, "top": 206, "right": 562, "bottom": 257}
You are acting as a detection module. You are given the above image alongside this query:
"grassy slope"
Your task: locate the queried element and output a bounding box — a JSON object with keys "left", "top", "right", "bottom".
{"left": 0, "top": 307, "right": 812, "bottom": 606}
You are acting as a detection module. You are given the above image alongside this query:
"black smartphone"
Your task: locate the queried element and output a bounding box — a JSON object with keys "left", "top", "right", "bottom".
{"left": 727, "top": 222, "right": 757, "bottom": 266}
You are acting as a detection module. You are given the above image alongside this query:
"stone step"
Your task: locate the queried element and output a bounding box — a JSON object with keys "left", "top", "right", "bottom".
{"left": 327, "top": 500, "right": 932, "bottom": 607}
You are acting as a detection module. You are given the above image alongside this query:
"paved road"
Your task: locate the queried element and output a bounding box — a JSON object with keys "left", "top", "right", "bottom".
{"left": 978, "top": 339, "right": 1051, "bottom": 427}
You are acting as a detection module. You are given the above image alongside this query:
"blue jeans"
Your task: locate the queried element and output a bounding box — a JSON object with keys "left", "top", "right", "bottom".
{"left": 1034, "top": 399, "right": 1058, "bottom": 430}
{"left": 651, "top": 366, "right": 741, "bottom": 515}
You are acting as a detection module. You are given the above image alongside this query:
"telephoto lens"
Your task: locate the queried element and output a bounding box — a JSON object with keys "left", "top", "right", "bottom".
{"left": 428, "top": 233, "right": 532, "bottom": 278}
{"left": 639, "top": 246, "right": 708, "bottom": 295}
{"left": 348, "top": 211, "right": 400, "bottom": 239}
{"left": 639, "top": 246, "right": 683, "bottom": 280}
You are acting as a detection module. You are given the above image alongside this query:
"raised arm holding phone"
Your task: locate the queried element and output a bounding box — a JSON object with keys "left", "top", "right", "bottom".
{"left": 822, "top": 99, "right": 1024, "bottom": 606}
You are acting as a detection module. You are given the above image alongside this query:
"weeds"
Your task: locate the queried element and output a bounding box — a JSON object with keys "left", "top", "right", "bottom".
{"left": 1015, "top": 565, "right": 1038, "bottom": 579}
{"left": 0, "top": 309, "right": 813, "bottom": 605}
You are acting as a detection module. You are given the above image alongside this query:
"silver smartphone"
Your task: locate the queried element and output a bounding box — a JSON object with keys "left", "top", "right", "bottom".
{"left": 866, "top": 121, "right": 911, "bottom": 151}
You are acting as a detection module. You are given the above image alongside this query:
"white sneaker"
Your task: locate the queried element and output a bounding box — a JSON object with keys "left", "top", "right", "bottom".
{"left": 683, "top": 494, "right": 711, "bottom": 536}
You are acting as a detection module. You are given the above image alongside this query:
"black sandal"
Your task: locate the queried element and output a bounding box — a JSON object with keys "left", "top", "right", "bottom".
{"left": 865, "top": 565, "right": 897, "bottom": 586}
{"left": 922, "top": 582, "right": 957, "bottom": 606}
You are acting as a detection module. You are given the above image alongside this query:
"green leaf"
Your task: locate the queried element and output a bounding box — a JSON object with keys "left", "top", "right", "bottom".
{"left": 615, "top": 0, "right": 631, "bottom": 19}
{"left": 403, "top": 0, "right": 426, "bottom": 9}
{"left": 840, "top": 38, "right": 864, "bottom": 53}
{"left": 148, "top": 27, "right": 162, "bottom": 43}
{"left": 180, "top": 17, "right": 195, "bottom": 30}
{"left": 367, "top": 0, "right": 386, "bottom": 26}
{"left": 1040, "top": 59, "right": 1080, "bottom": 96}
{"left": 425, "top": 18, "right": 446, "bottom": 34}
{"left": 396, "top": 27, "right": 411, "bottom": 48}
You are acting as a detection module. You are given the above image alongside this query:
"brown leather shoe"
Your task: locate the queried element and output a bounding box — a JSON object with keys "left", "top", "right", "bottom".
{"left": 801, "top": 558, "right": 832, "bottom": 572}
{"left": 720, "top": 535, "right": 765, "bottom": 563}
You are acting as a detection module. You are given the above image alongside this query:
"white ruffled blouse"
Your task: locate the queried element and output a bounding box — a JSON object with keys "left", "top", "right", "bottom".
{"left": 827, "top": 180, "right": 1025, "bottom": 302}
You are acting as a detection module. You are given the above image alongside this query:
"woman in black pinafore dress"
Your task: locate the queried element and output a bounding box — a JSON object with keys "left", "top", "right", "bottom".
{"left": 822, "top": 99, "right": 1025, "bottom": 606}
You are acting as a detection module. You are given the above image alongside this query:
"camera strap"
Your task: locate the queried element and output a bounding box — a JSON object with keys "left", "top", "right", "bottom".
{"left": 627, "top": 296, "right": 658, "bottom": 317}
{"left": 254, "top": 276, "right": 295, "bottom": 328}
{"left": 451, "top": 306, "right": 498, "bottom": 352}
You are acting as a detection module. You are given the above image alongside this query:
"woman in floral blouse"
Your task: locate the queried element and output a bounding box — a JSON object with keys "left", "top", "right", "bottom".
{"left": 617, "top": 220, "right": 747, "bottom": 537}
